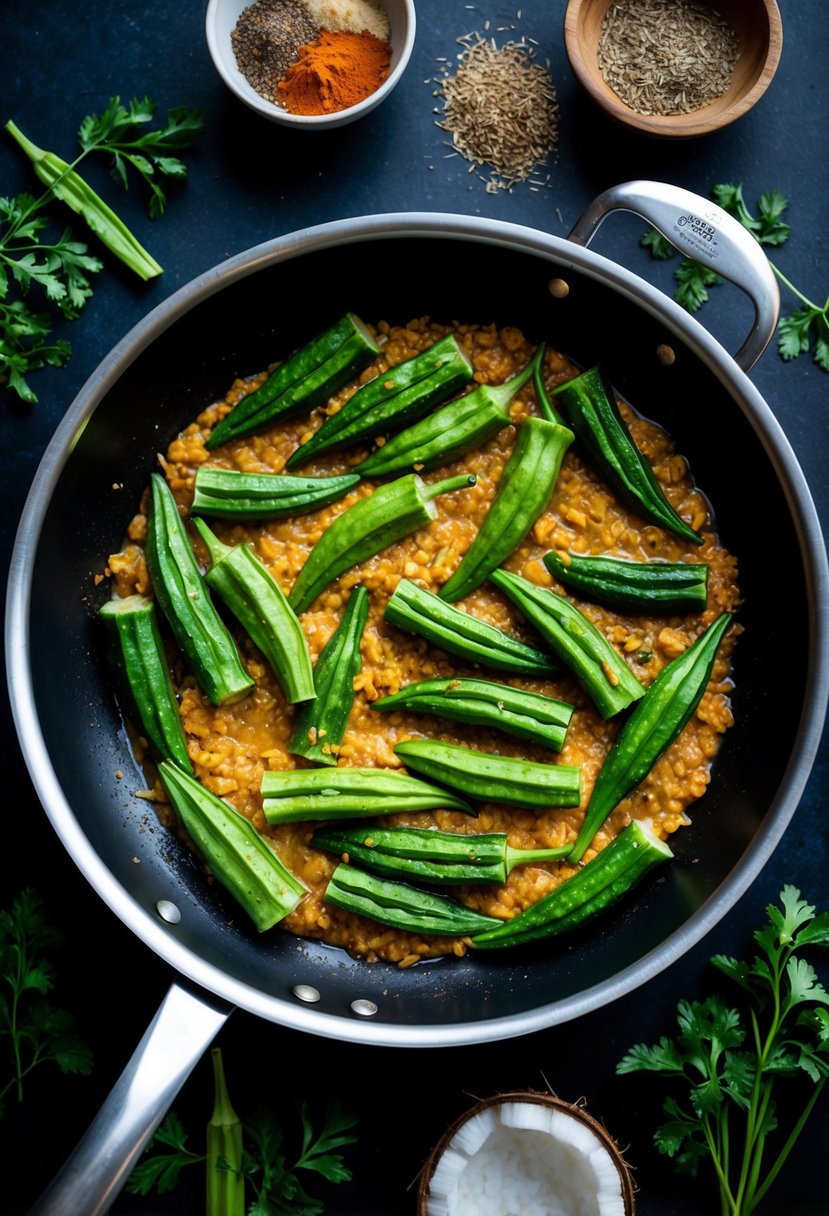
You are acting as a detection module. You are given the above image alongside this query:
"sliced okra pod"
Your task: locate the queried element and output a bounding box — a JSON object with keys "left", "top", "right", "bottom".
{"left": 551, "top": 366, "right": 703, "bottom": 545}
{"left": 471, "top": 820, "right": 673, "bottom": 949}
{"left": 99, "top": 594, "right": 192, "bottom": 772}
{"left": 261, "top": 765, "right": 475, "bottom": 824}
{"left": 384, "top": 578, "right": 558, "bottom": 677}
{"left": 313, "top": 824, "right": 570, "bottom": 885}
{"left": 439, "top": 364, "right": 574, "bottom": 602}
{"left": 324, "top": 862, "right": 502, "bottom": 937}
{"left": 191, "top": 517, "right": 315, "bottom": 704}
{"left": 290, "top": 586, "right": 369, "bottom": 765}
{"left": 394, "top": 738, "right": 582, "bottom": 808}
{"left": 191, "top": 467, "right": 361, "bottom": 521}
{"left": 354, "top": 344, "right": 545, "bottom": 479}
{"left": 285, "top": 333, "right": 474, "bottom": 470}
{"left": 206, "top": 313, "right": 381, "bottom": 450}
{"left": 145, "top": 473, "right": 254, "bottom": 707}
{"left": 489, "top": 568, "right": 645, "bottom": 720}
{"left": 372, "top": 676, "right": 573, "bottom": 752}
{"left": 568, "top": 611, "right": 733, "bottom": 863}
{"left": 159, "top": 760, "right": 306, "bottom": 932}
{"left": 544, "top": 549, "right": 709, "bottom": 613}
{"left": 288, "top": 472, "right": 476, "bottom": 615}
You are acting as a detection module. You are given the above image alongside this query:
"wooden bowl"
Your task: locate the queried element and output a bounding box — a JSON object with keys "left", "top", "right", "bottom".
{"left": 563, "top": 0, "right": 783, "bottom": 138}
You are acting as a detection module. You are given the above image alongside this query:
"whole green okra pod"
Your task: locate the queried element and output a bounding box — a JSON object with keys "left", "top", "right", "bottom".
{"left": 471, "top": 821, "right": 673, "bottom": 949}
{"left": 372, "top": 676, "right": 573, "bottom": 752}
{"left": 384, "top": 578, "right": 558, "bottom": 677}
{"left": 99, "top": 593, "right": 192, "bottom": 772}
{"left": 394, "top": 738, "right": 582, "bottom": 808}
{"left": 159, "top": 761, "right": 307, "bottom": 932}
{"left": 489, "top": 568, "right": 645, "bottom": 719}
{"left": 290, "top": 586, "right": 369, "bottom": 765}
{"left": 191, "top": 517, "right": 315, "bottom": 705}
{"left": 145, "top": 473, "right": 254, "bottom": 707}
{"left": 568, "top": 612, "right": 733, "bottom": 863}
{"left": 439, "top": 360, "right": 574, "bottom": 603}
{"left": 285, "top": 333, "right": 474, "bottom": 470}
{"left": 206, "top": 313, "right": 381, "bottom": 450}
{"left": 324, "top": 862, "right": 502, "bottom": 937}
{"left": 312, "top": 824, "right": 570, "bottom": 885}
{"left": 551, "top": 366, "right": 703, "bottom": 545}
{"left": 544, "top": 549, "right": 709, "bottom": 613}
{"left": 353, "top": 344, "right": 545, "bottom": 479}
{"left": 261, "top": 766, "right": 475, "bottom": 824}
{"left": 288, "top": 472, "right": 476, "bottom": 615}
{"left": 191, "top": 467, "right": 361, "bottom": 521}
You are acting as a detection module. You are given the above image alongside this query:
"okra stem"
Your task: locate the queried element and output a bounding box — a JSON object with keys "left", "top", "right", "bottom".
{"left": 206, "top": 1048, "right": 244, "bottom": 1216}
{"left": 568, "top": 612, "right": 733, "bottom": 863}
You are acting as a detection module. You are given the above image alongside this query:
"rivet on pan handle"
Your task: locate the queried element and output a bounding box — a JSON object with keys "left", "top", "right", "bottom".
{"left": 567, "top": 179, "right": 780, "bottom": 374}
{"left": 27, "top": 982, "right": 232, "bottom": 1216}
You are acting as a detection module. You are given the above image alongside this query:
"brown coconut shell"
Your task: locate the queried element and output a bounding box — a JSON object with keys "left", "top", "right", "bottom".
{"left": 416, "top": 1089, "right": 636, "bottom": 1215}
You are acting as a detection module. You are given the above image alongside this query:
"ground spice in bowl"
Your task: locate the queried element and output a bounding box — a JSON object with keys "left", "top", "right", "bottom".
{"left": 231, "top": 0, "right": 321, "bottom": 105}
{"left": 597, "top": 0, "right": 740, "bottom": 116}
{"left": 278, "top": 27, "right": 391, "bottom": 114}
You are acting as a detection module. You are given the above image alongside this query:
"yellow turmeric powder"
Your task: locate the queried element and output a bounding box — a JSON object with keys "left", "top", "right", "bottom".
{"left": 277, "top": 28, "right": 391, "bottom": 115}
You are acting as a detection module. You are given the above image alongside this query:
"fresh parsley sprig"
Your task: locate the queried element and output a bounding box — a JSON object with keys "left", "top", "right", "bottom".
{"left": 0, "top": 888, "right": 93, "bottom": 1113}
{"left": 1, "top": 96, "right": 203, "bottom": 402}
{"left": 641, "top": 184, "right": 829, "bottom": 372}
{"left": 618, "top": 885, "right": 829, "bottom": 1216}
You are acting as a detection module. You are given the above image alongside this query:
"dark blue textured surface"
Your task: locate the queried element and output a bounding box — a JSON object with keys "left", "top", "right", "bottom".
{"left": 2, "top": 2, "right": 827, "bottom": 1213}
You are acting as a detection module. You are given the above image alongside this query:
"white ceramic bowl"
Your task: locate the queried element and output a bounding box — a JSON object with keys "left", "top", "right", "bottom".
{"left": 205, "top": 0, "right": 415, "bottom": 128}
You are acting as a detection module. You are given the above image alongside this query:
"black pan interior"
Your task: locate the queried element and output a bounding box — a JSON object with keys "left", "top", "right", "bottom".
{"left": 26, "top": 232, "right": 809, "bottom": 1030}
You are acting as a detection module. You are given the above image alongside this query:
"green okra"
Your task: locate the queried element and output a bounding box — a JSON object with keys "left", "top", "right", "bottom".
{"left": 145, "top": 473, "right": 254, "bottom": 707}
{"left": 439, "top": 412, "right": 574, "bottom": 602}
{"left": 324, "top": 862, "right": 502, "bottom": 937}
{"left": 471, "top": 820, "right": 673, "bottom": 949}
{"left": 285, "top": 333, "right": 474, "bottom": 470}
{"left": 544, "top": 549, "right": 709, "bottom": 613}
{"left": 191, "top": 517, "right": 315, "bottom": 705}
{"left": 568, "top": 611, "right": 733, "bottom": 863}
{"left": 290, "top": 585, "right": 369, "bottom": 765}
{"left": 206, "top": 313, "right": 381, "bottom": 450}
{"left": 551, "top": 366, "right": 703, "bottom": 545}
{"left": 191, "top": 467, "right": 361, "bottom": 521}
{"left": 394, "top": 738, "right": 582, "bottom": 808}
{"left": 99, "top": 593, "right": 192, "bottom": 773}
{"left": 206, "top": 1048, "right": 244, "bottom": 1216}
{"left": 384, "top": 578, "right": 558, "bottom": 677}
{"left": 289, "top": 472, "right": 476, "bottom": 615}
{"left": 489, "top": 568, "right": 645, "bottom": 719}
{"left": 372, "top": 676, "right": 573, "bottom": 752}
{"left": 5, "top": 119, "right": 163, "bottom": 280}
{"left": 353, "top": 344, "right": 545, "bottom": 479}
{"left": 312, "top": 824, "right": 570, "bottom": 885}
{"left": 261, "top": 765, "right": 475, "bottom": 824}
{"left": 159, "top": 760, "right": 306, "bottom": 932}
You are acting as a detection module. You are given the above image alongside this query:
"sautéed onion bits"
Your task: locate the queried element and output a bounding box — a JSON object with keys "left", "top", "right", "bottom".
{"left": 104, "top": 317, "right": 740, "bottom": 966}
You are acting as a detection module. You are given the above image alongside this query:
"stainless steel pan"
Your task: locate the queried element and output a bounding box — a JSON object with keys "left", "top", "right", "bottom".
{"left": 7, "top": 182, "right": 828, "bottom": 1214}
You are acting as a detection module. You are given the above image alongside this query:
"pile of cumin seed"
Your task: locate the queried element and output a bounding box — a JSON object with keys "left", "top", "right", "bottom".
{"left": 597, "top": 0, "right": 740, "bottom": 117}
{"left": 432, "top": 29, "right": 560, "bottom": 194}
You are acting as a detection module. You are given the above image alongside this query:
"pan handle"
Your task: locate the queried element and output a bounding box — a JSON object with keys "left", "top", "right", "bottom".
{"left": 27, "top": 981, "right": 232, "bottom": 1216}
{"left": 567, "top": 179, "right": 780, "bottom": 373}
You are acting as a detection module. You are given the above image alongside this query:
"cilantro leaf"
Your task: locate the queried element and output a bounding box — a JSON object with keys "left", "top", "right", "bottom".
{"left": 640, "top": 229, "right": 674, "bottom": 259}
{"left": 126, "top": 1112, "right": 204, "bottom": 1196}
{"left": 673, "top": 259, "right": 723, "bottom": 313}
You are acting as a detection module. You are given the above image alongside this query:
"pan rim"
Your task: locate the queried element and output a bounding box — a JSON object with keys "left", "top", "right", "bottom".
{"left": 6, "top": 210, "right": 829, "bottom": 1047}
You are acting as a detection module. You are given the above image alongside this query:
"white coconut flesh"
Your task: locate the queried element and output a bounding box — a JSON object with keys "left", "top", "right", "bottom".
{"left": 425, "top": 1100, "right": 630, "bottom": 1216}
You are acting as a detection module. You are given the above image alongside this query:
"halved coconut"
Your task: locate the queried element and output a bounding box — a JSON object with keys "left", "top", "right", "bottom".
{"left": 418, "top": 1091, "right": 635, "bottom": 1216}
